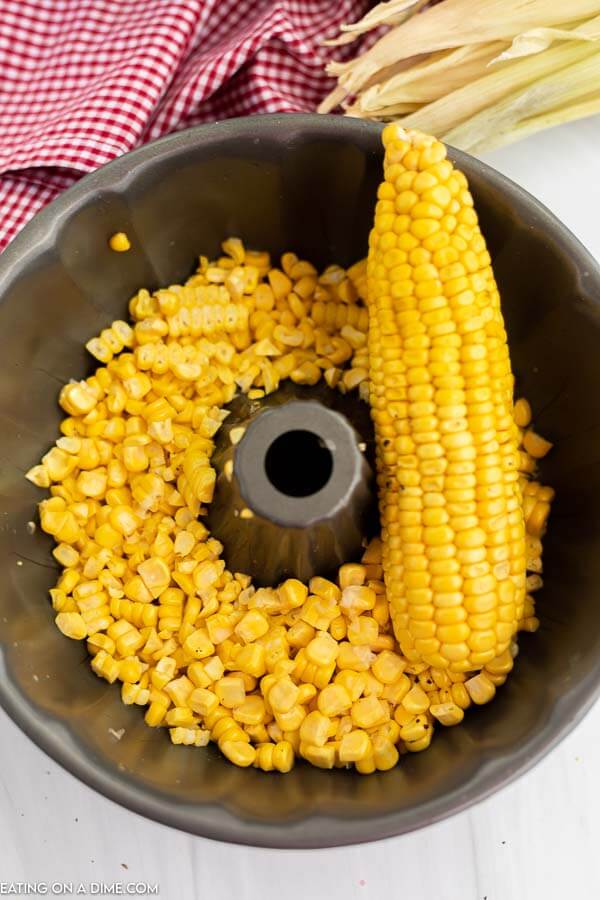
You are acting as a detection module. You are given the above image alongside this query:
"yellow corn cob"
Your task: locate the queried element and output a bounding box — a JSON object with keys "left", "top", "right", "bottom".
{"left": 366, "top": 124, "right": 526, "bottom": 673}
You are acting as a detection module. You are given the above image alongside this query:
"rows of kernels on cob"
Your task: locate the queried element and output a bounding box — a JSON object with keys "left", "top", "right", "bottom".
{"left": 366, "top": 124, "right": 527, "bottom": 673}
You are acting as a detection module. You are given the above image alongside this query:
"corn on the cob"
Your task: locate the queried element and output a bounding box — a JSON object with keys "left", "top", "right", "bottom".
{"left": 366, "top": 125, "right": 526, "bottom": 672}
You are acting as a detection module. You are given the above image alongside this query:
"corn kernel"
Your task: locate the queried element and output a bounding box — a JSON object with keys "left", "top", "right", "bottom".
{"left": 274, "top": 705, "right": 306, "bottom": 732}
{"left": 235, "top": 643, "right": 267, "bottom": 678}
{"left": 465, "top": 672, "right": 496, "bottom": 705}
{"left": 300, "top": 742, "right": 336, "bottom": 769}
{"left": 372, "top": 735, "right": 399, "bottom": 771}
{"left": 137, "top": 557, "right": 171, "bottom": 598}
{"left": 305, "top": 633, "right": 339, "bottom": 666}
{"left": 339, "top": 729, "right": 371, "bottom": 763}
{"left": 52, "top": 543, "right": 80, "bottom": 568}
{"left": 235, "top": 609, "right": 269, "bottom": 643}
{"left": 402, "top": 684, "right": 430, "bottom": 715}
{"left": 215, "top": 676, "right": 246, "bottom": 708}
{"left": 233, "top": 695, "right": 266, "bottom": 726}
{"left": 145, "top": 700, "right": 168, "bottom": 727}
{"left": 183, "top": 628, "right": 215, "bottom": 661}
{"left": 109, "top": 232, "right": 131, "bottom": 252}
{"left": 351, "top": 695, "right": 389, "bottom": 730}
{"left": 119, "top": 656, "right": 144, "bottom": 684}
{"left": 338, "top": 563, "right": 366, "bottom": 588}
{"left": 430, "top": 702, "right": 464, "bottom": 726}
{"left": 372, "top": 650, "right": 406, "bottom": 684}
{"left": 299, "top": 711, "right": 330, "bottom": 748}
{"left": 165, "top": 675, "right": 194, "bottom": 707}
{"left": 55, "top": 612, "right": 87, "bottom": 640}
{"left": 318, "top": 684, "right": 352, "bottom": 717}
{"left": 189, "top": 687, "right": 219, "bottom": 717}
{"left": 279, "top": 579, "right": 309, "bottom": 609}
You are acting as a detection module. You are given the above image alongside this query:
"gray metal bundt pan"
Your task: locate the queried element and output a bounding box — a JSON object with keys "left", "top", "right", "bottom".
{"left": 1, "top": 114, "right": 600, "bottom": 847}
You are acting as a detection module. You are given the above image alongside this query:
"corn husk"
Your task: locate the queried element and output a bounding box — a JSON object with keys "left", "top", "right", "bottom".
{"left": 319, "top": 54, "right": 426, "bottom": 115}
{"left": 347, "top": 42, "right": 508, "bottom": 115}
{"left": 491, "top": 20, "right": 600, "bottom": 63}
{"left": 444, "top": 52, "right": 600, "bottom": 151}
{"left": 324, "top": 0, "right": 600, "bottom": 100}
{"left": 321, "top": 0, "right": 600, "bottom": 153}
{"left": 324, "top": 0, "right": 429, "bottom": 46}
{"left": 401, "top": 40, "right": 598, "bottom": 135}
{"left": 480, "top": 94, "right": 600, "bottom": 151}
{"left": 347, "top": 102, "right": 421, "bottom": 118}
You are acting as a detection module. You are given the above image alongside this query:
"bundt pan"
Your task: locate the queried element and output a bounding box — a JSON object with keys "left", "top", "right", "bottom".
{"left": 1, "top": 114, "right": 600, "bottom": 849}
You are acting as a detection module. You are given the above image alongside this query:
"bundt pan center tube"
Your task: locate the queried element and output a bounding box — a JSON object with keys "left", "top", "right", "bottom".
{"left": 1, "top": 114, "right": 600, "bottom": 847}
{"left": 208, "top": 383, "right": 376, "bottom": 585}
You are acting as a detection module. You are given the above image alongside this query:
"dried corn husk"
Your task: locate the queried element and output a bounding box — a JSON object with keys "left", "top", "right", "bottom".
{"left": 346, "top": 42, "right": 508, "bottom": 115}
{"left": 481, "top": 94, "right": 600, "bottom": 150}
{"left": 320, "top": 0, "right": 600, "bottom": 152}
{"left": 324, "top": 0, "right": 430, "bottom": 46}
{"left": 492, "top": 20, "right": 600, "bottom": 63}
{"left": 444, "top": 51, "right": 600, "bottom": 152}
{"left": 401, "top": 40, "right": 598, "bottom": 135}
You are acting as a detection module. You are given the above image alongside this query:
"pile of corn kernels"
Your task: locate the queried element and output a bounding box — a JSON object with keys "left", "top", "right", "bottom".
{"left": 26, "top": 239, "right": 552, "bottom": 773}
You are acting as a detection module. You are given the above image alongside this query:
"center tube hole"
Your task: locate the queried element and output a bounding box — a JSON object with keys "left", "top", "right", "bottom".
{"left": 265, "top": 429, "right": 334, "bottom": 498}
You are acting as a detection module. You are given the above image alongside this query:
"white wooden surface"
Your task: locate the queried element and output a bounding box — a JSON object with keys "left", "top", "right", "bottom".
{"left": 2, "top": 117, "right": 600, "bottom": 900}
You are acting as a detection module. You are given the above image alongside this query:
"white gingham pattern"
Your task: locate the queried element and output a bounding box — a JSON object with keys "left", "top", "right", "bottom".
{"left": 0, "top": 0, "right": 372, "bottom": 253}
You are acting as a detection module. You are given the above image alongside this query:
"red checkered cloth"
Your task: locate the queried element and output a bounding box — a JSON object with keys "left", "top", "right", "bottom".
{"left": 0, "top": 0, "right": 372, "bottom": 253}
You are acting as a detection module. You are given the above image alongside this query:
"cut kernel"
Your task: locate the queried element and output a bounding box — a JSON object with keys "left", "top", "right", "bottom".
{"left": 372, "top": 650, "right": 405, "bottom": 684}
{"left": 513, "top": 398, "right": 532, "bottom": 428}
{"left": 235, "top": 609, "right": 269, "bottom": 643}
{"left": 372, "top": 735, "right": 399, "bottom": 771}
{"left": 299, "top": 711, "right": 330, "bottom": 748}
{"left": 465, "top": 672, "right": 496, "bottom": 705}
{"left": 183, "top": 629, "right": 215, "bottom": 660}
{"left": 26, "top": 465, "right": 51, "bottom": 488}
{"left": 318, "top": 684, "right": 352, "bottom": 717}
{"left": 402, "top": 684, "right": 430, "bottom": 715}
{"left": 220, "top": 741, "right": 256, "bottom": 767}
{"left": 30, "top": 221, "right": 551, "bottom": 775}
{"left": 523, "top": 430, "right": 553, "bottom": 459}
{"left": 351, "top": 695, "right": 388, "bottom": 729}
{"left": 339, "top": 729, "right": 371, "bottom": 763}
{"left": 301, "top": 742, "right": 336, "bottom": 769}
{"left": 305, "top": 633, "right": 339, "bottom": 667}
{"left": 109, "top": 232, "right": 131, "bottom": 252}
{"left": 55, "top": 612, "right": 87, "bottom": 640}
{"left": 269, "top": 677, "right": 299, "bottom": 713}
{"left": 215, "top": 676, "right": 246, "bottom": 708}
{"left": 430, "top": 702, "right": 464, "bottom": 726}
{"left": 137, "top": 557, "right": 171, "bottom": 598}
{"left": 279, "top": 579, "right": 308, "bottom": 609}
